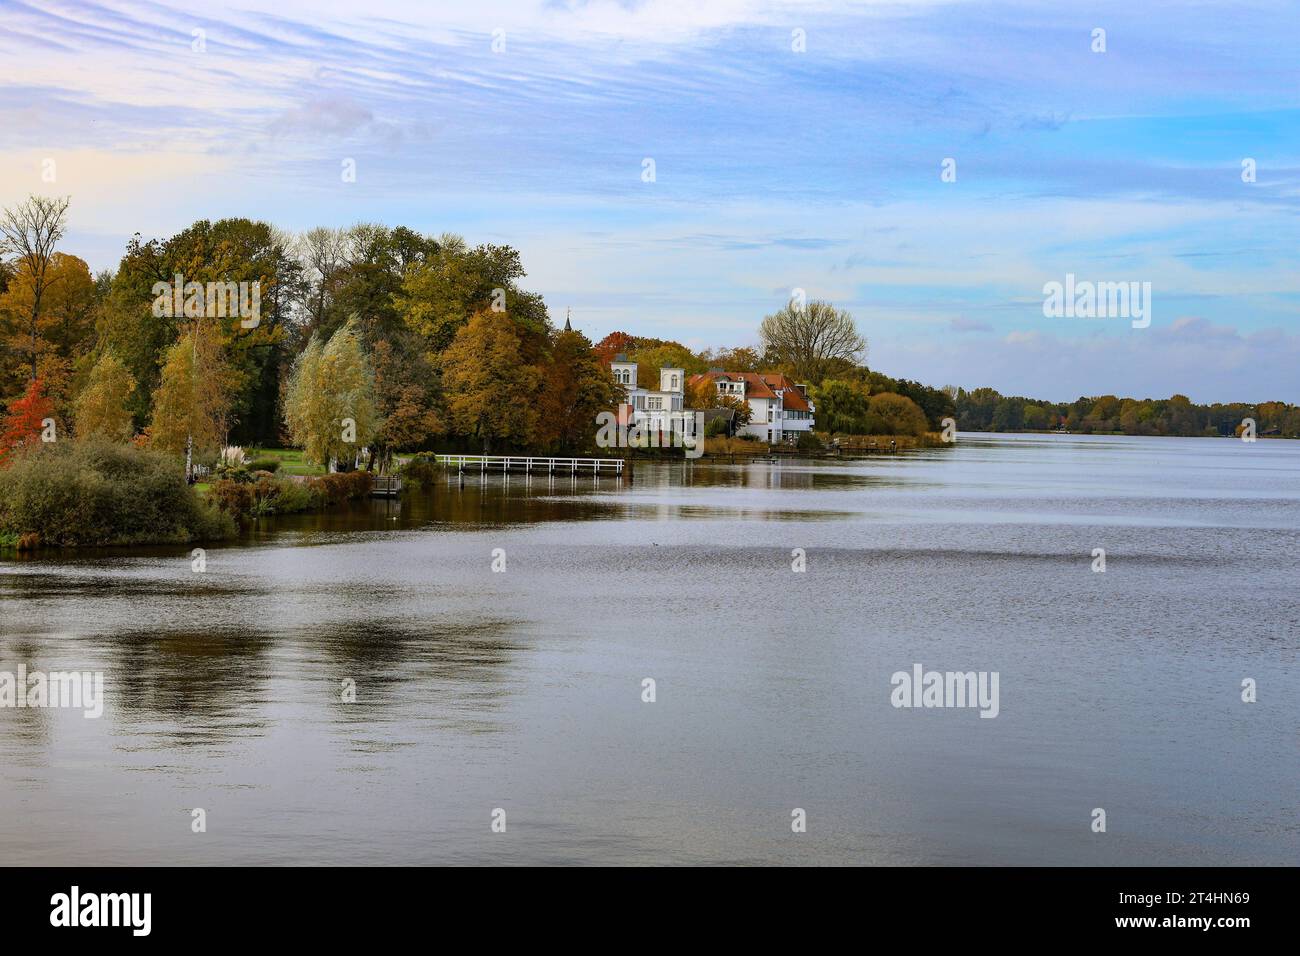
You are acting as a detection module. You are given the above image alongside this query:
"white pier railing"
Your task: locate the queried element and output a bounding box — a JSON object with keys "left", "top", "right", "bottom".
{"left": 435, "top": 454, "right": 625, "bottom": 475}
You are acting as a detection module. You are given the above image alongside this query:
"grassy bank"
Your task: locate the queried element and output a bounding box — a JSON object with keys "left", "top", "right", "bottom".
{"left": 694, "top": 432, "right": 947, "bottom": 458}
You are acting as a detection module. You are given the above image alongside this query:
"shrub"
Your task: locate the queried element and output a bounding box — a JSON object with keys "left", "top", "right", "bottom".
{"left": 865, "top": 392, "right": 930, "bottom": 437}
{"left": 211, "top": 474, "right": 323, "bottom": 518}
{"left": 247, "top": 458, "right": 280, "bottom": 473}
{"left": 209, "top": 479, "right": 255, "bottom": 516}
{"left": 210, "top": 471, "right": 372, "bottom": 518}
{"left": 704, "top": 416, "right": 730, "bottom": 438}
{"left": 0, "top": 439, "right": 235, "bottom": 547}
{"left": 795, "top": 430, "right": 823, "bottom": 451}
{"left": 400, "top": 453, "right": 439, "bottom": 488}
{"left": 308, "top": 470, "right": 373, "bottom": 505}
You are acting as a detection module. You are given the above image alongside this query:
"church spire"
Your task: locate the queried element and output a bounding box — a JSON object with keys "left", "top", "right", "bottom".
{"left": 564, "top": 307, "right": 572, "bottom": 332}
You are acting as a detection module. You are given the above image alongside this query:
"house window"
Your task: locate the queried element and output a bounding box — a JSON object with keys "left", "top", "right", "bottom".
{"left": 767, "top": 429, "right": 773, "bottom": 443}
{"left": 671, "top": 374, "right": 678, "bottom": 389}
{"left": 648, "top": 397, "right": 662, "bottom": 410}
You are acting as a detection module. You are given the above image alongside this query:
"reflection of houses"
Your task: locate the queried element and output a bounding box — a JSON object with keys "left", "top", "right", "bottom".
{"left": 610, "top": 355, "right": 696, "bottom": 437}
{"left": 688, "top": 370, "right": 816, "bottom": 445}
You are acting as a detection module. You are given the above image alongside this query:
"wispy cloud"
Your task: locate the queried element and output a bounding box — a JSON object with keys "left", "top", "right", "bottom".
{"left": 0, "top": 0, "right": 1297, "bottom": 400}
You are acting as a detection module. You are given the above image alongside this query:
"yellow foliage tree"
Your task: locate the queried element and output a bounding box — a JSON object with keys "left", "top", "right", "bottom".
{"left": 441, "top": 310, "right": 540, "bottom": 452}
{"left": 75, "top": 352, "right": 136, "bottom": 442}
{"left": 283, "top": 318, "right": 379, "bottom": 468}
{"left": 148, "top": 326, "right": 236, "bottom": 468}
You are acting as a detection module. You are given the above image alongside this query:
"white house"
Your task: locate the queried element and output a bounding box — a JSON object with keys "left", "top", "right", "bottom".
{"left": 688, "top": 370, "right": 816, "bottom": 445}
{"left": 610, "top": 355, "right": 696, "bottom": 437}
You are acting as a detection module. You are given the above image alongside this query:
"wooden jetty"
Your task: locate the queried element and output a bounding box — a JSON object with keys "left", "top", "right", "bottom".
{"left": 434, "top": 454, "right": 627, "bottom": 477}
{"left": 370, "top": 475, "right": 403, "bottom": 497}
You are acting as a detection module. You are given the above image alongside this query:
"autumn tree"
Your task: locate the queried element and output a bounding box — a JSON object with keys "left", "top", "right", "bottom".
{"left": 865, "top": 392, "right": 929, "bottom": 436}
{"left": 698, "top": 345, "right": 762, "bottom": 372}
{"left": 759, "top": 299, "right": 866, "bottom": 384}
{"left": 149, "top": 326, "right": 237, "bottom": 472}
{"left": 0, "top": 376, "right": 55, "bottom": 465}
{"left": 441, "top": 310, "right": 540, "bottom": 452}
{"left": 0, "top": 252, "right": 98, "bottom": 414}
{"left": 535, "top": 328, "right": 619, "bottom": 451}
{"left": 295, "top": 226, "right": 349, "bottom": 337}
{"left": 397, "top": 236, "right": 546, "bottom": 358}
{"left": 74, "top": 352, "right": 137, "bottom": 442}
{"left": 593, "top": 331, "right": 637, "bottom": 366}
{"left": 0, "top": 196, "right": 71, "bottom": 383}
{"left": 371, "top": 335, "right": 441, "bottom": 467}
{"left": 283, "top": 318, "right": 379, "bottom": 469}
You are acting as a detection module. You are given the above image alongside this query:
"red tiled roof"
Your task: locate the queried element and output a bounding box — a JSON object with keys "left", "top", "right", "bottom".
{"left": 689, "top": 370, "right": 812, "bottom": 410}
{"left": 761, "top": 373, "right": 812, "bottom": 411}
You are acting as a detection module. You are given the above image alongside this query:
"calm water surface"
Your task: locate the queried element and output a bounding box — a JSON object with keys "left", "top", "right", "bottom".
{"left": 2, "top": 434, "right": 1296, "bottom": 865}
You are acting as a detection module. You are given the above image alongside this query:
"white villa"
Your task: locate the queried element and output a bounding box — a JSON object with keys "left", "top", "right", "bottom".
{"left": 610, "top": 355, "right": 697, "bottom": 437}
{"left": 688, "top": 370, "right": 816, "bottom": 445}
{"left": 604, "top": 349, "right": 817, "bottom": 445}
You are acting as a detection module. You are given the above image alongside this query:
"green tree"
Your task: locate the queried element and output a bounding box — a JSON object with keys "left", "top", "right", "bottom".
{"left": 813, "top": 379, "right": 871, "bottom": 434}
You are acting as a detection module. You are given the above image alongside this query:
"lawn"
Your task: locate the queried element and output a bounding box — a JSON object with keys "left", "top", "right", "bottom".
{"left": 245, "top": 448, "right": 327, "bottom": 477}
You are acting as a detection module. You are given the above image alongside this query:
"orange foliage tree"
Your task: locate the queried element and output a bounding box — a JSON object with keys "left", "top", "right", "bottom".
{"left": 0, "top": 376, "right": 54, "bottom": 466}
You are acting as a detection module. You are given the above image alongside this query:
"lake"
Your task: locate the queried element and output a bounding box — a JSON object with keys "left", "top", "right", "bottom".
{"left": 1, "top": 433, "right": 1296, "bottom": 865}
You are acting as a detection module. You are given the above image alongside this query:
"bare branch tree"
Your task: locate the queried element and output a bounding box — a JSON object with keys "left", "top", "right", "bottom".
{"left": 294, "top": 226, "right": 348, "bottom": 331}
{"left": 758, "top": 299, "right": 866, "bottom": 384}
{"left": 0, "top": 195, "right": 71, "bottom": 381}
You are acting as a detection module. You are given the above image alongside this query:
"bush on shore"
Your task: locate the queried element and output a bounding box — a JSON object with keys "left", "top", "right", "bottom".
{"left": 0, "top": 440, "right": 235, "bottom": 548}
{"left": 399, "top": 453, "right": 440, "bottom": 488}
{"left": 208, "top": 470, "right": 373, "bottom": 519}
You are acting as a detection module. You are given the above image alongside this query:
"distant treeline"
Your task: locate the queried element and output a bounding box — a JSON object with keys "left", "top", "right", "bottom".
{"left": 954, "top": 388, "right": 1300, "bottom": 438}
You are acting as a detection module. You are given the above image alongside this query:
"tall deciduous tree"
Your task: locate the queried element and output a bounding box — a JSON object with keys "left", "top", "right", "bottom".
{"left": 758, "top": 300, "right": 866, "bottom": 385}
{"left": 535, "top": 328, "right": 619, "bottom": 452}
{"left": 441, "top": 310, "right": 540, "bottom": 452}
{"left": 0, "top": 252, "right": 98, "bottom": 414}
{"left": 0, "top": 196, "right": 70, "bottom": 383}
{"left": 283, "top": 318, "right": 379, "bottom": 469}
{"left": 75, "top": 352, "right": 137, "bottom": 442}
{"left": 371, "top": 336, "right": 441, "bottom": 466}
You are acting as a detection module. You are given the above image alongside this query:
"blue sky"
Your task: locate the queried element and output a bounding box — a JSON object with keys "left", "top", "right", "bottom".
{"left": 1, "top": 0, "right": 1297, "bottom": 402}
